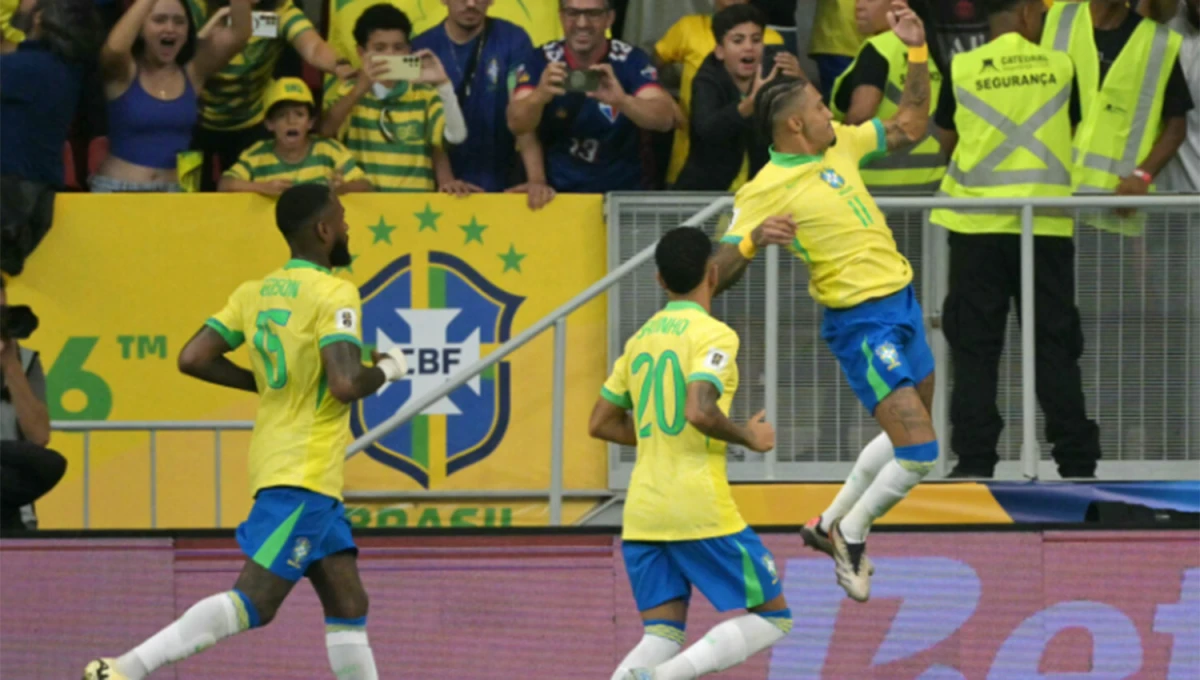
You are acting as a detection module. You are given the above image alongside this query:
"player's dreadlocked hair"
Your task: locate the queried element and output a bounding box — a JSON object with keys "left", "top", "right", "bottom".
{"left": 275, "top": 184, "right": 333, "bottom": 241}
{"left": 754, "top": 76, "right": 810, "bottom": 142}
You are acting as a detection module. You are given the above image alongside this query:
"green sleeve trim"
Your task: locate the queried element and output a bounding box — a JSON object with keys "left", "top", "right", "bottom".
{"left": 860, "top": 150, "right": 886, "bottom": 167}
{"left": 719, "top": 234, "right": 743, "bottom": 245}
{"left": 687, "top": 372, "right": 724, "bottom": 395}
{"left": 319, "top": 333, "right": 362, "bottom": 349}
{"left": 871, "top": 118, "right": 886, "bottom": 152}
{"left": 600, "top": 385, "right": 633, "bottom": 409}
{"left": 205, "top": 318, "right": 244, "bottom": 348}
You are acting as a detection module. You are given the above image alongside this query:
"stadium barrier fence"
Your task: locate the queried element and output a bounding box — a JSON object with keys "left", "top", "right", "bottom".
{"left": 608, "top": 194, "right": 1200, "bottom": 486}
{"left": 50, "top": 195, "right": 1200, "bottom": 526}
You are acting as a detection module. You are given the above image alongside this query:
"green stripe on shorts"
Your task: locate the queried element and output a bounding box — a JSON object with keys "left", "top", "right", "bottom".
{"left": 737, "top": 540, "right": 765, "bottom": 609}
{"left": 861, "top": 337, "right": 892, "bottom": 403}
{"left": 251, "top": 502, "right": 306, "bottom": 569}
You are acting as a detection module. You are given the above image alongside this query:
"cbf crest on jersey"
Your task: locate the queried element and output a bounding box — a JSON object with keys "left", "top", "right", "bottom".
{"left": 351, "top": 253, "right": 524, "bottom": 488}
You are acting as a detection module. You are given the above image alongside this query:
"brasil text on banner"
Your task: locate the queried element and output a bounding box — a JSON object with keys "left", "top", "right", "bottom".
{"left": 14, "top": 193, "right": 608, "bottom": 529}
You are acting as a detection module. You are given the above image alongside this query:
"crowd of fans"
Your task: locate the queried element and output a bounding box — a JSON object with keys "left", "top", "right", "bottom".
{"left": 0, "top": 0, "right": 1193, "bottom": 214}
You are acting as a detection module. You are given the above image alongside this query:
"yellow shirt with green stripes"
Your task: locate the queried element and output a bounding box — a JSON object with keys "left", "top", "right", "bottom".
{"left": 187, "top": 0, "right": 315, "bottom": 131}
{"left": 205, "top": 259, "right": 362, "bottom": 500}
{"left": 224, "top": 137, "right": 366, "bottom": 185}
{"left": 323, "top": 79, "right": 445, "bottom": 192}
{"left": 601, "top": 301, "right": 747, "bottom": 542}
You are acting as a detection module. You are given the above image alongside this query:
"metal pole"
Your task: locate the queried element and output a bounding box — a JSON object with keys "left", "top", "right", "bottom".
{"left": 927, "top": 211, "right": 951, "bottom": 477}
{"left": 764, "top": 244, "right": 780, "bottom": 480}
{"left": 1019, "top": 204, "right": 1038, "bottom": 480}
{"left": 82, "top": 431, "right": 90, "bottom": 529}
{"left": 214, "top": 429, "right": 222, "bottom": 528}
{"left": 346, "top": 196, "right": 734, "bottom": 459}
{"left": 549, "top": 317, "right": 568, "bottom": 526}
{"left": 149, "top": 429, "right": 158, "bottom": 528}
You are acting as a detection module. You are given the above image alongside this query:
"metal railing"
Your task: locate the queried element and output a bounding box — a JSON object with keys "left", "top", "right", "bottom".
{"left": 53, "top": 194, "right": 1199, "bottom": 528}
{"left": 50, "top": 420, "right": 252, "bottom": 529}
{"left": 609, "top": 193, "right": 1200, "bottom": 484}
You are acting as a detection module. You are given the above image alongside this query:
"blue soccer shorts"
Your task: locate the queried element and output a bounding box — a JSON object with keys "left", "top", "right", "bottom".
{"left": 236, "top": 486, "right": 356, "bottom": 582}
{"left": 622, "top": 526, "right": 783, "bottom": 613}
{"left": 821, "top": 284, "right": 935, "bottom": 414}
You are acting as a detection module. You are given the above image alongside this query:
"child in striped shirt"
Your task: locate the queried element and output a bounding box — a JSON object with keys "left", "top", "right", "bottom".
{"left": 319, "top": 5, "right": 469, "bottom": 193}
{"left": 219, "top": 77, "right": 371, "bottom": 195}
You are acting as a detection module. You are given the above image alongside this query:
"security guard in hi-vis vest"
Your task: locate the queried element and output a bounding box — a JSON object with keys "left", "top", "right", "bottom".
{"left": 931, "top": 0, "right": 1101, "bottom": 479}
{"left": 830, "top": 0, "right": 945, "bottom": 193}
{"left": 1043, "top": 0, "right": 1191, "bottom": 234}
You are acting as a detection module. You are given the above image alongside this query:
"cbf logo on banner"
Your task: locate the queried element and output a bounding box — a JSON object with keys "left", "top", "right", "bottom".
{"left": 351, "top": 252, "right": 524, "bottom": 488}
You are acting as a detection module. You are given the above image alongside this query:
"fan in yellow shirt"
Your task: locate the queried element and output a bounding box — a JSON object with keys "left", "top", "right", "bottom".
{"left": 713, "top": 2, "right": 939, "bottom": 606}
{"left": 219, "top": 78, "right": 371, "bottom": 195}
{"left": 590, "top": 226, "right": 792, "bottom": 680}
{"left": 655, "top": 0, "right": 783, "bottom": 184}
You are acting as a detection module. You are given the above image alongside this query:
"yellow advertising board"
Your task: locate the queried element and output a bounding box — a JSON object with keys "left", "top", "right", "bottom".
{"left": 732, "top": 483, "right": 1016, "bottom": 526}
{"left": 13, "top": 194, "right": 608, "bottom": 529}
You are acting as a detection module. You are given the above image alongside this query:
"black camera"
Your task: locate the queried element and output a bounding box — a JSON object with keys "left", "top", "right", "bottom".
{"left": 0, "top": 305, "right": 38, "bottom": 341}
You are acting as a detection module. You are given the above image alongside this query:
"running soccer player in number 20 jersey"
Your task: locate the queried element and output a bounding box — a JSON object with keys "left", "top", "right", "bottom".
{"left": 589, "top": 227, "right": 793, "bottom": 680}
{"left": 84, "top": 185, "right": 409, "bottom": 680}
{"left": 714, "top": 2, "right": 934, "bottom": 603}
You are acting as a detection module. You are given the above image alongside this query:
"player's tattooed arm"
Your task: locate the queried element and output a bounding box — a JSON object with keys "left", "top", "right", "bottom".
{"left": 713, "top": 215, "right": 796, "bottom": 295}
{"left": 178, "top": 327, "right": 257, "bottom": 392}
{"left": 713, "top": 244, "right": 751, "bottom": 296}
{"left": 684, "top": 382, "right": 775, "bottom": 453}
{"left": 883, "top": 59, "right": 929, "bottom": 151}
{"left": 882, "top": 0, "right": 929, "bottom": 151}
{"left": 321, "top": 341, "right": 386, "bottom": 404}
{"left": 587, "top": 398, "right": 638, "bottom": 446}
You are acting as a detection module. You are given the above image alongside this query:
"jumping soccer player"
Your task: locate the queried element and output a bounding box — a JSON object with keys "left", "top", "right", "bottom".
{"left": 83, "top": 184, "right": 408, "bottom": 680}
{"left": 589, "top": 226, "right": 793, "bottom": 680}
{"left": 713, "top": 1, "right": 932, "bottom": 602}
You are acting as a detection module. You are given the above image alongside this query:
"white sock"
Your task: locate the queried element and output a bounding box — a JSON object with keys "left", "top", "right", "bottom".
{"left": 611, "top": 631, "right": 683, "bottom": 680}
{"left": 327, "top": 628, "right": 378, "bottom": 680}
{"left": 653, "top": 614, "right": 790, "bottom": 679}
{"left": 115, "top": 591, "right": 249, "bottom": 679}
{"left": 819, "top": 432, "right": 894, "bottom": 533}
{"left": 839, "top": 459, "right": 928, "bottom": 543}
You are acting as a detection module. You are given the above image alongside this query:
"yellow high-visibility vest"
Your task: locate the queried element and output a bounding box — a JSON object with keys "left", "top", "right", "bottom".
{"left": 931, "top": 33, "right": 1076, "bottom": 237}
{"left": 831, "top": 31, "right": 945, "bottom": 194}
{"left": 1042, "top": 2, "right": 1181, "bottom": 236}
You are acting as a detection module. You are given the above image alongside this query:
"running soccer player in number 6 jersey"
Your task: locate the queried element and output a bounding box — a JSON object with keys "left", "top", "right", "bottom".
{"left": 589, "top": 227, "right": 793, "bottom": 680}
{"left": 713, "top": 1, "right": 935, "bottom": 603}
{"left": 83, "top": 184, "right": 409, "bottom": 680}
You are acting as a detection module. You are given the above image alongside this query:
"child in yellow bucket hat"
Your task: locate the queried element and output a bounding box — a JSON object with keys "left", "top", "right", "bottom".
{"left": 219, "top": 77, "right": 371, "bottom": 196}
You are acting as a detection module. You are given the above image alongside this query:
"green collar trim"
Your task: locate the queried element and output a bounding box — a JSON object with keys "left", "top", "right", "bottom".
{"left": 665, "top": 300, "right": 708, "bottom": 315}
{"left": 769, "top": 146, "right": 823, "bottom": 167}
{"left": 283, "top": 259, "right": 330, "bottom": 273}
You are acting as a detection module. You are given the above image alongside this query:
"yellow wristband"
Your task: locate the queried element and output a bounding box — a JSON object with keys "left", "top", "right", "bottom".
{"left": 908, "top": 44, "right": 928, "bottom": 64}
{"left": 737, "top": 237, "right": 758, "bottom": 260}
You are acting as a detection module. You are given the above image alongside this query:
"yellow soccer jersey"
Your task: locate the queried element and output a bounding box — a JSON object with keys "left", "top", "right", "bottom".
{"left": 224, "top": 138, "right": 366, "bottom": 185}
{"left": 722, "top": 119, "right": 913, "bottom": 309}
{"left": 323, "top": 80, "right": 445, "bottom": 192}
{"left": 601, "top": 301, "right": 746, "bottom": 542}
{"left": 206, "top": 259, "right": 362, "bottom": 500}
{"left": 187, "top": 0, "right": 314, "bottom": 131}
